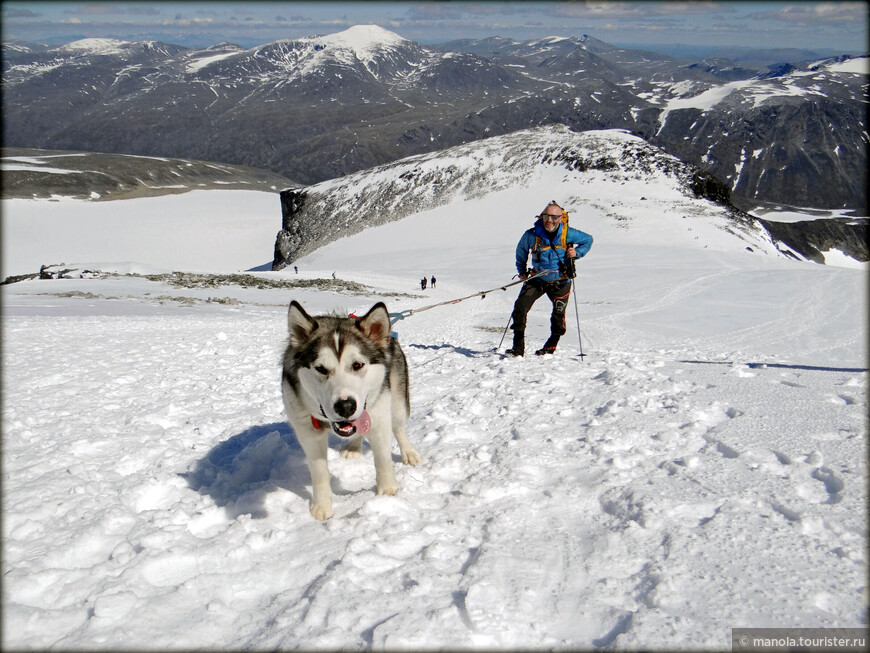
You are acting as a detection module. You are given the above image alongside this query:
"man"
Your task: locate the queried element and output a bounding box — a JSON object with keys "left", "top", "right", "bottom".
{"left": 506, "top": 201, "right": 593, "bottom": 357}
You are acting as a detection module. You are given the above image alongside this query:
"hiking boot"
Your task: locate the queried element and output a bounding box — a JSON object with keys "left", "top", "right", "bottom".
{"left": 505, "top": 331, "right": 524, "bottom": 357}
{"left": 535, "top": 335, "right": 560, "bottom": 356}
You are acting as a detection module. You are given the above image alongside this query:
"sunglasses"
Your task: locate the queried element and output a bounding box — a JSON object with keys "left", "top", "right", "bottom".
{"left": 541, "top": 213, "right": 562, "bottom": 220}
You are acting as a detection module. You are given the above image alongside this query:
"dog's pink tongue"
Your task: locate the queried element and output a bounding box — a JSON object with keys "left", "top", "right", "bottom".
{"left": 352, "top": 410, "right": 371, "bottom": 435}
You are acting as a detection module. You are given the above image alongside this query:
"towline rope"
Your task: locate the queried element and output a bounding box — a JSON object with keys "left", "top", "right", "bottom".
{"left": 388, "top": 270, "right": 549, "bottom": 325}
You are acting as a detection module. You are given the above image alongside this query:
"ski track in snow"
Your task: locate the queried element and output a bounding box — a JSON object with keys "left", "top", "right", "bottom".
{"left": 2, "top": 273, "right": 866, "bottom": 649}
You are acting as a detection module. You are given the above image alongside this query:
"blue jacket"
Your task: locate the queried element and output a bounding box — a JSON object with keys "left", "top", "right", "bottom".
{"left": 516, "top": 219, "right": 593, "bottom": 282}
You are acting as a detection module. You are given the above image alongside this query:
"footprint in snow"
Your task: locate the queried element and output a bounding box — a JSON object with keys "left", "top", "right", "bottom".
{"left": 811, "top": 467, "right": 844, "bottom": 504}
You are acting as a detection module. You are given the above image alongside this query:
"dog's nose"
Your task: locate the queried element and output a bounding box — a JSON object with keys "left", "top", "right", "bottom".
{"left": 333, "top": 397, "right": 357, "bottom": 419}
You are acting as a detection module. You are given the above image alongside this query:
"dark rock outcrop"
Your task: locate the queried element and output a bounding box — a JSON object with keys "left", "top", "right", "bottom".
{"left": 758, "top": 218, "right": 868, "bottom": 264}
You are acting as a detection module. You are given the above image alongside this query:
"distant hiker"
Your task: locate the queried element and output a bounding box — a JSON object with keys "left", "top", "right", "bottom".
{"left": 332, "top": 271, "right": 336, "bottom": 280}
{"left": 431, "top": 276, "right": 437, "bottom": 288}
{"left": 506, "top": 201, "right": 593, "bottom": 356}
{"left": 421, "top": 277, "right": 427, "bottom": 290}
{"left": 294, "top": 266, "right": 298, "bottom": 274}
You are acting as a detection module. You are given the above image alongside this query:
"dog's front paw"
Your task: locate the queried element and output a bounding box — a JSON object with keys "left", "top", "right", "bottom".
{"left": 340, "top": 441, "right": 362, "bottom": 459}
{"left": 376, "top": 482, "right": 398, "bottom": 496}
{"left": 402, "top": 448, "right": 422, "bottom": 466}
{"left": 310, "top": 502, "right": 334, "bottom": 521}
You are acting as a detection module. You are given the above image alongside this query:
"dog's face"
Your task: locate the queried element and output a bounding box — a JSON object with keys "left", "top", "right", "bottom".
{"left": 285, "top": 301, "right": 392, "bottom": 437}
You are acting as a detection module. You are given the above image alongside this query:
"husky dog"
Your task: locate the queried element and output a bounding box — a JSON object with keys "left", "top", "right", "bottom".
{"left": 281, "top": 301, "right": 421, "bottom": 520}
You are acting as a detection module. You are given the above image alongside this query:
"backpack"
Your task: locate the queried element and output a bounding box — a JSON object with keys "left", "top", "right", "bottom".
{"left": 531, "top": 209, "right": 571, "bottom": 279}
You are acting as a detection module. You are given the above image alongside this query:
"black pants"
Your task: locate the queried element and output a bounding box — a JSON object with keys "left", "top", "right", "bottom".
{"left": 510, "top": 278, "right": 571, "bottom": 337}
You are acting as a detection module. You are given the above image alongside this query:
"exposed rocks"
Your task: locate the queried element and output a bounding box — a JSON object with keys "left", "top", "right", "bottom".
{"left": 758, "top": 218, "right": 868, "bottom": 264}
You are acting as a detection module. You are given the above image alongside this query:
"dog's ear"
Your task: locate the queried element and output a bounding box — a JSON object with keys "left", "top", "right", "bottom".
{"left": 287, "top": 301, "right": 318, "bottom": 347}
{"left": 357, "top": 302, "right": 391, "bottom": 348}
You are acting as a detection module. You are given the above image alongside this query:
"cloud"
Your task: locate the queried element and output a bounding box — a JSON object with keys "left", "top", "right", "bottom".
{"left": 406, "top": 2, "right": 529, "bottom": 22}
{"left": 553, "top": 0, "right": 731, "bottom": 19}
{"left": 407, "top": 3, "right": 465, "bottom": 20}
{"left": 60, "top": 3, "right": 160, "bottom": 18}
{"left": 274, "top": 15, "right": 309, "bottom": 23}
{"left": 68, "top": 4, "right": 126, "bottom": 16}
{"left": 650, "top": 1, "right": 733, "bottom": 16}
{"left": 127, "top": 6, "right": 160, "bottom": 17}
{"left": 3, "top": 7, "right": 41, "bottom": 18}
{"left": 166, "top": 16, "right": 216, "bottom": 27}
{"left": 749, "top": 1, "right": 867, "bottom": 24}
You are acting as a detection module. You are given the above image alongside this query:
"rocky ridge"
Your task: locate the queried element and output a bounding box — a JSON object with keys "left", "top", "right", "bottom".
{"left": 272, "top": 126, "right": 773, "bottom": 269}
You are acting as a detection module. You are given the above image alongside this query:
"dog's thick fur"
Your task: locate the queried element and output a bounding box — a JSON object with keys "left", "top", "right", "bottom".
{"left": 281, "top": 301, "right": 421, "bottom": 520}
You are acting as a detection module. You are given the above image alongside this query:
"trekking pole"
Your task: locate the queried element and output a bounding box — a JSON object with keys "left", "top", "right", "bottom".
{"left": 571, "top": 277, "right": 586, "bottom": 360}
{"left": 563, "top": 246, "right": 586, "bottom": 361}
{"left": 496, "top": 311, "right": 513, "bottom": 350}
{"left": 496, "top": 270, "right": 538, "bottom": 350}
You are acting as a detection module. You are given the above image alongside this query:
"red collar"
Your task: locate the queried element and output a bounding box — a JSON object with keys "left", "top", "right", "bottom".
{"left": 311, "top": 416, "right": 326, "bottom": 430}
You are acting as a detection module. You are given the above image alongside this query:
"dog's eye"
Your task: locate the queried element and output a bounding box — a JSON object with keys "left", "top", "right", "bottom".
{"left": 314, "top": 365, "right": 328, "bottom": 375}
{"left": 352, "top": 361, "right": 365, "bottom": 372}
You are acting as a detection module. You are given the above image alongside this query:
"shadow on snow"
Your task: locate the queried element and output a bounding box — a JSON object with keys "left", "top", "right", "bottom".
{"left": 679, "top": 360, "right": 868, "bottom": 373}
{"left": 182, "top": 421, "right": 408, "bottom": 519}
{"left": 181, "top": 422, "right": 309, "bottom": 519}
{"left": 406, "top": 342, "right": 491, "bottom": 359}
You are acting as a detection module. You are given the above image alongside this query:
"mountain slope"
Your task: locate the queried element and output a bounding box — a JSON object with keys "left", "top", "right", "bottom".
{"left": 1, "top": 169, "right": 866, "bottom": 648}
{"left": 1, "top": 148, "right": 297, "bottom": 200}
{"left": 3, "top": 28, "right": 865, "bottom": 210}
{"left": 650, "top": 57, "right": 869, "bottom": 211}
{"left": 272, "top": 125, "right": 778, "bottom": 270}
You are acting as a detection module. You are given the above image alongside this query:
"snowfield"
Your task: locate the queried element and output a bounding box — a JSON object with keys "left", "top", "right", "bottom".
{"left": 2, "top": 173, "right": 867, "bottom": 648}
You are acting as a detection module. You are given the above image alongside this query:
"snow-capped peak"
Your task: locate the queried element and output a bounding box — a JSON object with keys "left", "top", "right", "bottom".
{"left": 54, "top": 38, "right": 129, "bottom": 56}
{"left": 527, "top": 35, "right": 575, "bottom": 50}
{"left": 316, "top": 24, "right": 408, "bottom": 54}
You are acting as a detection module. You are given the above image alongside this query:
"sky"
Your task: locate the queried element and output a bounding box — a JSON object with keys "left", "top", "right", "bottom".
{"left": 1, "top": 1, "right": 867, "bottom": 55}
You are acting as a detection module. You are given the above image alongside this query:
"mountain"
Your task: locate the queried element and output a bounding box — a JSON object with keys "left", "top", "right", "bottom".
{"left": 649, "top": 57, "right": 868, "bottom": 212}
{"left": 1, "top": 147, "right": 298, "bottom": 200}
{"left": 271, "top": 125, "right": 867, "bottom": 272}
{"left": 2, "top": 27, "right": 866, "bottom": 211}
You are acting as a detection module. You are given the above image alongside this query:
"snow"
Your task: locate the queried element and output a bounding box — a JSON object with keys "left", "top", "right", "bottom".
{"left": 186, "top": 51, "right": 238, "bottom": 73}
{"left": 821, "top": 57, "right": 869, "bottom": 75}
{"left": 750, "top": 207, "right": 866, "bottom": 224}
{"left": 657, "top": 67, "right": 840, "bottom": 133}
{"left": 3, "top": 153, "right": 88, "bottom": 165}
{"left": 822, "top": 248, "right": 868, "bottom": 270}
{"left": 0, "top": 163, "right": 80, "bottom": 175}
{"left": 2, "top": 171, "right": 867, "bottom": 648}
{"left": 318, "top": 24, "right": 408, "bottom": 54}
{"left": 54, "top": 38, "right": 129, "bottom": 56}
{"left": 1, "top": 190, "right": 279, "bottom": 277}
{"left": 657, "top": 82, "right": 748, "bottom": 134}
{"left": 258, "top": 25, "right": 413, "bottom": 83}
